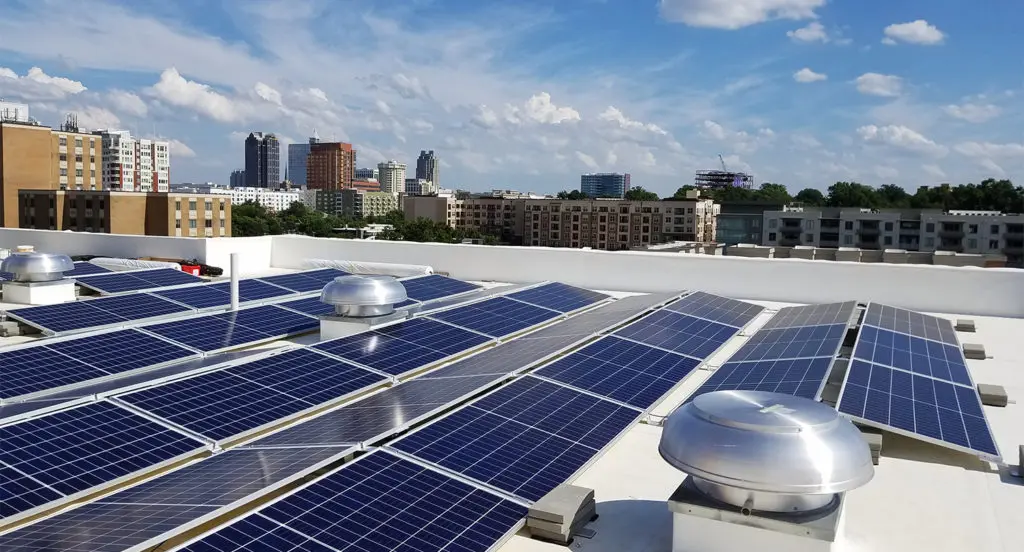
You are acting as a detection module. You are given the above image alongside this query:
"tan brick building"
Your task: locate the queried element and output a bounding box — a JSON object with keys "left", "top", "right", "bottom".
{"left": 18, "top": 190, "right": 231, "bottom": 237}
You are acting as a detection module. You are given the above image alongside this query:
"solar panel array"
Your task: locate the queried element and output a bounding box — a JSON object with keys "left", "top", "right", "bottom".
{"left": 428, "top": 296, "right": 559, "bottom": 338}
{"left": 689, "top": 302, "right": 856, "bottom": 402}
{"left": 142, "top": 304, "right": 320, "bottom": 353}
{"left": 662, "top": 290, "right": 765, "bottom": 328}
{"left": 400, "top": 273, "right": 481, "bottom": 302}
{"left": 836, "top": 303, "right": 1000, "bottom": 461}
{"left": 75, "top": 268, "right": 204, "bottom": 295}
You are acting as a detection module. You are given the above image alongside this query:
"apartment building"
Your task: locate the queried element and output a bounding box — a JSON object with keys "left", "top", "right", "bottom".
{"left": 762, "top": 207, "right": 1024, "bottom": 266}
{"left": 405, "top": 178, "right": 435, "bottom": 196}
{"left": 0, "top": 120, "right": 102, "bottom": 227}
{"left": 307, "top": 142, "right": 354, "bottom": 191}
{"left": 17, "top": 190, "right": 230, "bottom": 237}
{"left": 314, "top": 189, "right": 397, "bottom": 219}
{"left": 377, "top": 160, "right": 406, "bottom": 193}
{"left": 94, "top": 130, "right": 169, "bottom": 192}
{"left": 207, "top": 187, "right": 299, "bottom": 212}
{"left": 717, "top": 201, "right": 785, "bottom": 245}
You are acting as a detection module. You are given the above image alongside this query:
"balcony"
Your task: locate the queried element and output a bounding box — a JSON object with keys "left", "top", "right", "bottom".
{"left": 779, "top": 226, "right": 802, "bottom": 237}
{"left": 938, "top": 229, "right": 965, "bottom": 239}
{"left": 857, "top": 227, "right": 880, "bottom": 237}
{"left": 779, "top": 236, "right": 802, "bottom": 247}
{"left": 937, "top": 241, "right": 965, "bottom": 253}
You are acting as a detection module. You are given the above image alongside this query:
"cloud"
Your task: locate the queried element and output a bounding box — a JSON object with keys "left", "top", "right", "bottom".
{"left": 954, "top": 141, "right": 1024, "bottom": 159}
{"left": 793, "top": 68, "right": 827, "bottom": 83}
{"left": 0, "top": 66, "right": 86, "bottom": 100}
{"left": 599, "top": 106, "right": 668, "bottom": 135}
{"left": 108, "top": 90, "right": 148, "bottom": 117}
{"left": 148, "top": 67, "right": 241, "bottom": 122}
{"left": 787, "top": 22, "right": 828, "bottom": 43}
{"left": 520, "top": 92, "right": 580, "bottom": 124}
{"left": 942, "top": 103, "right": 1000, "bottom": 123}
{"left": 882, "top": 20, "right": 945, "bottom": 46}
{"left": 75, "top": 106, "right": 121, "bottom": 130}
{"left": 575, "top": 151, "right": 599, "bottom": 170}
{"left": 658, "top": 0, "right": 825, "bottom": 30}
{"left": 167, "top": 138, "right": 196, "bottom": 158}
{"left": 254, "top": 82, "right": 283, "bottom": 106}
{"left": 855, "top": 73, "right": 903, "bottom": 97}
{"left": 856, "top": 124, "right": 948, "bottom": 157}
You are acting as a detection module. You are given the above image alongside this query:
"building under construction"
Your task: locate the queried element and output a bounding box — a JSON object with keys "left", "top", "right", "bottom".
{"left": 694, "top": 169, "right": 754, "bottom": 190}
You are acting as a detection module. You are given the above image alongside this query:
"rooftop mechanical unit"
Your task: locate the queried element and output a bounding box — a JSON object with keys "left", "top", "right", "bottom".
{"left": 659, "top": 390, "right": 874, "bottom": 552}
{"left": 0, "top": 245, "right": 76, "bottom": 305}
{"left": 318, "top": 274, "right": 409, "bottom": 339}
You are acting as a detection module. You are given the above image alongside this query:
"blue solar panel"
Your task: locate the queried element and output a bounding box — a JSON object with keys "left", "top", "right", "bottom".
{"left": 401, "top": 274, "right": 480, "bottom": 302}
{"left": 208, "top": 279, "right": 296, "bottom": 302}
{"left": 179, "top": 451, "right": 526, "bottom": 552}
{"left": 429, "top": 297, "right": 558, "bottom": 338}
{"left": 90, "top": 293, "right": 193, "bottom": 321}
{"left": 49, "top": 329, "right": 199, "bottom": 376}
{"left": 837, "top": 360, "right": 1000, "bottom": 461}
{"left": 4, "top": 294, "right": 190, "bottom": 334}
{"left": 276, "top": 295, "right": 336, "bottom": 317}
{"left": 507, "top": 282, "right": 609, "bottom": 313}
{"left": 1, "top": 465, "right": 63, "bottom": 519}
{"left": 121, "top": 349, "right": 386, "bottom": 441}
{"left": 854, "top": 325, "right": 972, "bottom": 387}
{"left": 392, "top": 377, "right": 638, "bottom": 501}
{"left": 727, "top": 324, "right": 849, "bottom": 362}
{"left": 212, "top": 305, "right": 319, "bottom": 337}
{"left": 74, "top": 272, "right": 154, "bottom": 294}
{"left": 614, "top": 310, "right": 738, "bottom": 359}
{"left": 142, "top": 316, "right": 274, "bottom": 353}
{"left": 690, "top": 357, "right": 836, "bottom": 401}
{"left": 153, "top": 285, "right": 233, "bottom": 309}
{"left": 0, "top": 346, "right": 108, "bottom": 399}
{"left": 133, "top": 268, "right": 204, "bottom": 288}
{"left": 760, "top": 302, "right": 857, "bottom": 330}
{"left": 663, "top": 291, "right": 764, "bottom": 328}
{"left": 313, "top": 317, "right": 492, "bottom": 376}
{"left": 0, "top": 402, "right": 202, "bottom": 514}
{"left": 535, "top": 336, "right": 701, "bottom": 409}
{"left": 256, "top": 268, "right": 348, "bottom": 293}
{"left": 66, "top": 262, "right": 111, "bottom": 277}
{"left": 862, "top": 303, "right": 959, "bottom": 345}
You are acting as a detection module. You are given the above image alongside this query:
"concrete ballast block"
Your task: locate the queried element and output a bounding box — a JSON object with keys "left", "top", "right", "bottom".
{"left": 955, "top": 319, "right": 976, "bottom": 332}
{"left": 976, "top": 384, "right": 1009, "bottom": 407}
{"left": 528, "top": 485, "right": 595, "bottom": 525}
{"left": 962, "top": 343, "right": 987, "bottom": 360}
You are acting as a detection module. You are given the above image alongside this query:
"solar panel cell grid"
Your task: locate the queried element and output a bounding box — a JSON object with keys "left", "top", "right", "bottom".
{"left": 506, "top": 282, "right": 609, "bottom": 313}
{"left": 837, "top": 360, "right": 999, "bottom": 459}
{"left": 401, "top": 274, "right": 480, "bottom": 302}
{"left": 48, "top": 329, "right": 198, "bottom": 376}
{"left": 0, "top": 465, "right": 63, "bottom": 519}
{"left": 256, "top": 269, "right": 347, "bottom": 293}
{"left": 614, "top": 310, "right": 737, "bottom": 359}
{"left": 0, "top": 347, "right": 108, "bottom": 399}
{"left": 691, "top": 357, "right": 835, "bottom": 401}
{"left": 66, "top": 262, "right": 112, "bottom": 277}
{"left": 207, "top": 279, "right": 296, "bottom": 302}
{"left": 761, "top": 302, "right": 857, "bottom": 330}
{"left": 212, "top": 305, "right": 319, "bottom": 338}
{"left": 276, "top": 296, "right": 336, "bottom": 317}
{"left": 226, "top": 349, "right": 387, "bottom": 407}
{"left": 663, "top": 291, "right": 764, "bottom": 327}
{"left": 90, "top": 293, "right": 192, "bottom": 321}
{"left": 74, "top": 272, "right": 156, "bottom": 294}
{"left": 143, "top": 316, "right": 274, "bottom": 353}
{"left": 429, "top": 296, "right": 557, "bottom": 338}
{"left": 727, "top": 324, "right": 848, "bottom": 362}
{"left": 153, "top": 285, "right": 233, "bottom": 309}
{"left": 854, "top": 325, "right": 972, "bottom": 387}
{"left": 5, "top": 301, "right": 126, "bottom": 334}
{"left": 864, "top": 303, "right": 959, "bottom": 344}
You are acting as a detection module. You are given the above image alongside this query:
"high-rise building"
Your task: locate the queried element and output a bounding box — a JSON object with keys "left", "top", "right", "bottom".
{"left": 244, "top": 132, "right": 280, "bottom": 188}
{"left": 0, "top": 100, "right": 29, "bottom": 123}
{"left": 93, "top": 130, "right": 170, "bottom": 192}
{"left": 580, "top": 173, "right": 629, "bottom": 198}
{"left": 377, "top": 160, "right": 407, "bottom": 193}
{"left": 229, "top": 169, "right": 246, "bottom": 188}
{"left": 415, "top": 150, "right": 439, "bottom": 186}
{"left": 307, "top": 142, "right": 356, "bottom": 191}
{"left": 405, "top": 178, "right": 435, "bottom": 196}
{"left": 354, "top": 167, "right": 378, "bottom": 181}
{"left": 287, "top": 131, "right": 320, "bottom": 187}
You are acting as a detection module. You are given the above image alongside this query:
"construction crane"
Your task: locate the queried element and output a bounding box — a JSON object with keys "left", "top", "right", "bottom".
{"left": 718, "top": 154, "right": 728, "bottom": 172}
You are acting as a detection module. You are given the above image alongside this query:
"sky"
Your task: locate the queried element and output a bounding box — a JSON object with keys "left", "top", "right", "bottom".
{"left": 0, "top": 0, "right": 1021, "bottom": 197}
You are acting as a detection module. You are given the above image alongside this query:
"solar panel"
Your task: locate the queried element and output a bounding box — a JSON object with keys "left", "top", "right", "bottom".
{"left": 761, "top": 301, "right": 858, "bottom": 330}
{"left": 211, "top": 305, "right": 319, "bottom": 337}
{"left": 0, "top": 402, "right": 203, "bottom": 518}
{"left": 4, "top": 294, "right": 191, "bottom": 334}
{"left": 90, "top": 293, "right": 194, "bottom": 321}
{"left": 313, "top": 317, "right": 492, "bottom": 376}
{"left": 120, "top": 349, "right": 387, "bottom": 441}
{"left": 133, "top": 268, "right": 204, "bottom": 288}
{"left": 256, "top": 268, "right": 348, "bottom": 293}
{"left": 1, "top": 465, "right": 63, "bottom": 519}
{"left": 862, "top": 303, "right": 959, "bottom": 345}
{"left": 727, "top": 324, "right": 850, "bottom": 362}
{"left": 836, "top": 360, "right": 1000, "bottom": 461}
{"left": 429, "top": 296, "right": 558, "bottom": 338}
{"left": 141, "top": 315, "right": 273, "bottom": 353}
{"left": 392, "top": 377, "right": 639, "bottom": 501}
{"left": 506, "top": 281, "right": 609, "bottom": 313}
{"left": 400, "top": 273, "right": 481, "bottom": 302}
{"left": 276, "top": 295, "right": 336, "bottom": 317}
{"left": 178, "top": 451, "right": 526, "bottom": 552}
{"left": 49, "top": 329, "right": 200, "bottom": 376}
{"left": 0, "top": 448, "right": 349, "bottom": 552}
{"left": 690, "top": 357, "right": 836, "bottom": 401}
{"left": 152, "top": 285, "right": 234, "bottom": 309}
{"left": 614, "top": 310, "right": 738, "bottom": 359}
{"left": 66, "top": 262, "right": 112, "bottom": 277}
{"left": 853, "top": 324, "right": 972, "bottom": 386}
{"left": 75, "top": 268, "right": 201, "bottom": 294}
{"left": 0, "top": 346, "right": 109, "bottom": 400}
{"left": 535, "top": 336, "right": 702, "bottom": 409}
{"left": 208, "top": 279, "right": 297, "bottom": 302}
{"left": 663, "top": 291, "right": 764, "bottom": 327}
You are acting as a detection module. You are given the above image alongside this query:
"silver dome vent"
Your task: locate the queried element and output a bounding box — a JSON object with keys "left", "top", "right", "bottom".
{"left": 321, "top": 274, "right": 408, "bottom": 318}
{"left": 0, "top": 247, "right": 74, "bottom": 283}
{"left": 659, "top": 390, "right": 873, "bottom": 514}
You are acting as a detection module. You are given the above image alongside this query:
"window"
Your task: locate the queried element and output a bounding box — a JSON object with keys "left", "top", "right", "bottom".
{"left": 967, "top": 238, "right": 978, "bottom": 249}
{"left": 884, "top": 236, "right": 893, "bottom": 246}
{"left": 925, "top": 223, "right": 935, "bottom": 233}
{"left": 59, "top": 136, "right": 67, "bottom": 146}
{"left": 806, "top": 220, "right": 815, "bottom": 229}
{"left": 205, "top": 201, "right": 213, "bottom": 211}
{"left": 175, "top": 200, "right": 181, "bottom": 211}
{"left": 968, "top": 224, "right": 978, "bottom": 234}
{"left": 59, "top": 153, "right": 67, "bottom": 161}
{"left": 220, "top": 218, "right": 225, "bottom": 228}
{"left": 989, "top": 239, "right": 999, "bottom": 249}
{"left": 768, "top": 232, "right": 777, "bottom": 241}
{"left": 844, "top": 235, "right": 853, "bottom": 245}
{"left": 205, "top": 219, "right": 213, "bottom": 228}
{"left": 75, "top": 169, "right": 83, "bottom": 177}
{"left": 175, "top": 219, "right": 181, "bottom": 229}
{"left": 806, "top": 234, "right": 814, "bottom": 243}
{"left": 60, "top": 168, "right": 67, "bottom": 176}
{"left": 924, "top": 237, "right": 935, "bottom": 247}
{"left": 75, "top": 155, "right": 82, "bottom": 162}
{"left": 189, "top": 200, "right": 197, "bottom": 211}
{"left": 844, "top": 221, "right": 853, "bottom": 230}
{"left": 75, "top": 138, "right": 82, "bottom": 147}
{"left": 884, "top": 222, "right": 893, "bottom": 232}
{"left": 990, "top": 224, "right": 999, "bottom": 234}
{"left": 189, "top": 219, "right": 197, "bottom": 229}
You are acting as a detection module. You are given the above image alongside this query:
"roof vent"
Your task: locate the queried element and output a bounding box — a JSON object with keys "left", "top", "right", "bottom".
{"left": 660, "top": 391, "right": 873, "bottom": 552}
{"left": 321, "top": 274, "right": 408, "bottom": 318}
{"left": 0, "top": 248, "right": 74, "bottom": 283}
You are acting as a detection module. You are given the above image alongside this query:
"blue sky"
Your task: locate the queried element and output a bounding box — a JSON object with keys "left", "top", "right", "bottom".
{"left": 0, "top": 0, "right": 1021, "bottom": 196}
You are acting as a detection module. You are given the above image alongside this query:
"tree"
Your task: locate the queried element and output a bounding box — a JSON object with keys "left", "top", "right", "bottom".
{"left": 672, "top": 185, "right": 698, "bottom": 199}
{"left": 826, "top": 182, "right": 880, "bottom": 208}
{"left": 624, "top": 187, "right": 659, "bottom": 201}
{"left": 793, "top": 188, "right": 825, "bottom": 206}
{"left": 556, "top": 190, "right": 588, "bottom": 200}
{"left": 876, "top": 184, "right": 910, "bottom": 208}
{"left": 755, "top": 183, "right": 791, "bottom": 204}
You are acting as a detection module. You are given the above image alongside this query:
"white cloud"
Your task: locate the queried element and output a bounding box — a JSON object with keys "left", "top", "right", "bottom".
{"left": 787, "top": 22, "right": 828, "bottom": 43}
{"left": 107, "top": 90, "right": 148, "bottom": 117}
{"left": 882, "top": 20, "right": 945, "bottom": 46}
{"left": 855, "top": 73, "right": 903, "bottom": 97}
{"left": 167, "top": 138, "right": 196, "bottom": 158}
{"left": 953, "top": 142, "right": 1024, "bottom": 159}
{"left": 658, "top": 0, "right": 825, "bottom": 30}
{"left": 521, "top": 92, "right": 580, "bottom": 124}
{"left": 75, "top": 106, "right": 121, "bottom": 130}
{"left": 148, "top": 68, "right": 241, "bottom": 122}
{"left": 942, "top": 103, "right": 1000, "bottom": 123}
{"left": 375, "top": 99, "right": 392, "bottom": 116}
{"left": 599, "top": 106, "right": 668, "bottom": 135}
{"left": 793, "top": 68, "right": 827, "bottom": 83}
{"left": 702, "top": 120, "right": 727, "bottom": 140}
{"left": 575, "top": 151, "right": 599, "bottom": 170}
{"left": 0, "top": 66, "right": 86, "bottom": 100}
{"left": 253, "top": 82, "right": 283, "bottom": 106}
{"left": 856, "top": 124, "right": 947, "bottom": 157}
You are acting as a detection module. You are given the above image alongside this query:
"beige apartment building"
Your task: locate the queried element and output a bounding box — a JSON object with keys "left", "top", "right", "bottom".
{"left": 18, "top": 190, "right": 231, "bottom": 237}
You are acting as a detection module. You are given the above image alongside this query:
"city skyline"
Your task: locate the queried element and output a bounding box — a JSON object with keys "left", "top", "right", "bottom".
{"left": 0, "top": 1, "right": 1021, "bottom": 196}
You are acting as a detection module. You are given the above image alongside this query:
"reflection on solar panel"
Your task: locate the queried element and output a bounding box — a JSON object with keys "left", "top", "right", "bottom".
{"left": 152, "top": 285, "right": 234, "bottom": 309}
{"left": 5, "top": 293, "right": 192, "bottom": 334}
{"left": 862, "top": 303, "right": 958, "bottom": 344}
{"left": 0, "top": 402, "right": 203, "bottom": 519}
{"left": 506, "top": 282, "right": 609, "bottom": 313}
{"left": 207, "top": 279, "right": 297, "bottom": 302}
{"left": 215, "top": 305, "right": 319, "bottom": 338}
{"left": 66, "top": 262, "right": 112, "bottom": 277}
{"left": 120, "top": 349, "right": 386, "bottom": 441}
{"left": 313, "top": 317, "right": 492, "bottom": 376}
{"left": 400, "top": 273, "right": 480, "bottom": 302}
{"left": 761, "top": 301, "right": 858, "bottom": 330}
{"left": 276, "top": 295, "right": 336, "bottom": 317}
{"left": 837, "top": 360, "right": 1000, "bottom": 461}
{"left": 392, "top": 377, "right": 639, "bottom": 501}
{"left": 178, "top": 451, "right": 526, "bottom": 552}
{"left": 692, "top": 357, "right": 836, "bottom": 400}
{"left": 853, "top": 325, "right": 972, "bottom": 386}
{"left": 0, "top": 448, "right": 348, "bottom": 552}
{"left": 535, "top": 336, "right": 701, "bottom": 409}
{"left": 76, "top": 268, "right": 203, "bottom": 294}
{"left": 728, "top": 324, "right": 849, "bottom": 362}
{"left": 256, "top": 268, "right": 348, "bottom": 293}
{"left": 663, "top": 291, "right": 764, "bottom": 327}
{"left": 614, "top": 310, "right": 737, "bottom": 359}
{"left": 429, "top": 296, "right": 558, "bottom": 338}
{"left": 142, "top": 305, "right": 317, "bottom": 353}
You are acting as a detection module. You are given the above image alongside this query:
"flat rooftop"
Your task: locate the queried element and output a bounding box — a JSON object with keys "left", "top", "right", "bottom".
{"left": 0, "top": 228, "right": 1021, "bottom": 552}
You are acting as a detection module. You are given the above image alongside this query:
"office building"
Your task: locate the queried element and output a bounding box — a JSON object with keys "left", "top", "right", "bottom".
{"left": 0, "top": 119, "right": 103, "bottom": 227}
{"left": 229, "top": 169, "right": 245, "bottom": 188}
{"left": 716, "top": 201, "right": 785, "bottom": 245}
{"left": 405, "top": 178, "right": 434, "bottom": 196}
{"left": 18, "top": 189, "right": 230, "bottom": 237}
{"left": 207, "top": 187, "right": 299, "bottom": 212}
{"left": 306, "top": 142, "right": 355, "bottom": 191}
{"left": 0, "top": 100, "right": 29, "bottom": 123}
{"left": 93, "top": 130, "right": 169, "bottom": 192}
{"left": 354, "top": 167, "right": 378, "bottom": 181}
{"left": 580, "top": 173, "right": 629, "bottom": 198}
{"left": 244, "top": 132, "right": 280, "bottom": 188}
{"left": 415, "top": 150, "right": 439, "bottom": 186}
{"left": 287, "top": 131, "right": 321, "bottom": 187}
{"left": 377, "top": 160, "right": 407, "bottom": 193}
